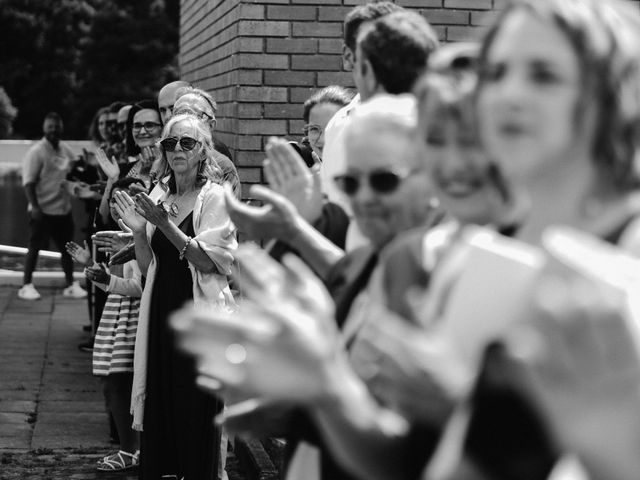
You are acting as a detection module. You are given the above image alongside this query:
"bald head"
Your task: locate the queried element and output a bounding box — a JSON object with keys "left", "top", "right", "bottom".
{"left": 158, "top": 80, "right": 191, "bottom": 124}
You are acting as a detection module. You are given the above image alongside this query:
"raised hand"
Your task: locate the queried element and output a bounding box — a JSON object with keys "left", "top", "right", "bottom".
{"left": 95, "top": 148, "right": 120, "bottom": 180}
{"left": 264, "top": 137, "right": 323, "bottom": 223}
{"left": 134, "top": 192, "right": 170, "bottom": 228}
{"left": 113, "top": 190, "right": 147, "bottom": 233}
{"left": 223, "top": 183, "right": 301, "bottom": 242}
{"left": 500, "top": 270, "right": 640, "bottom": 480}
{"left": 109, "top": 243, "right": 136, "bottom": 265}
{"left": 91, "top": 230, "right": 133, "bottom": 254}
{"left": 140, "top": 145, "right": 161, "bottom": 167}
{"left": 350, "top": 302, "right": 462, "bottom": 426}
{"left": 65, "top": 241, "right": 92, "bottom": 266}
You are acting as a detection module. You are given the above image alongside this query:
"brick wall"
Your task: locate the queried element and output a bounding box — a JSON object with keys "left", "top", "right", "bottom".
{"left": 179, "top": 0, "right": 638, "bottom": 194}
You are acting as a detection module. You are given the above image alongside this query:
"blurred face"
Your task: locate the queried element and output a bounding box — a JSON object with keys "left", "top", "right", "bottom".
{"left": 164, "top": 120, "right": 203, "bottom": 176}
{"left": 343, "top": 127, "right": 433, "bottom": 250}
{"left": 427, "top": 120, "right": 501, "bottom": 225}
{"left": 117, "top": 106, "right": 131, "bottom": 139}
{"left": 97, "top": 113, "right": 108, "bottom": 142}
{"left": 477, "top": 10, "right": 589, "bottom": 184}
{"left": 132, "top": 109, "right": 162, "bottom": 149}
{"left": 105, "top": 112, "right": 119, "bottom": 142}
{"left": 306, "top": 102, "right": 342, "bottom": 159}
{"left": 43, "top": 118, "right": 63, "bottom": 144}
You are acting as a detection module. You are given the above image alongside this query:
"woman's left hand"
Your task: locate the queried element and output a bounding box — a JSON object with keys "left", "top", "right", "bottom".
{"left": 352, "top": 303, "right": 462, "bottom": 426}
{"left": 134, "top": 192, "right": 170, "bottom": 228}
{"left": 84, "top": 263, "right": 110, "bottom": 284}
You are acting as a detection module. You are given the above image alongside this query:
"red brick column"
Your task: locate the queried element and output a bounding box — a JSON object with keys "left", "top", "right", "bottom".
{"left": 178, "top": 0, "right": 565, "bottom": 195}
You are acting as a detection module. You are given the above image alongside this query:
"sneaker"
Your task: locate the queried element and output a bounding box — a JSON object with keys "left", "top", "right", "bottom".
{"left": 18, "top": 283, "right": 41, "bottom": 300}
{"left": 62, "top": 281, "right": 87, "bottom": 299}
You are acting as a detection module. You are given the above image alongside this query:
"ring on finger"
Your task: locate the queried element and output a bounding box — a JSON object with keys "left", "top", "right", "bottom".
{"left": 225, "top": 343, "right": 247, "bottom": 365}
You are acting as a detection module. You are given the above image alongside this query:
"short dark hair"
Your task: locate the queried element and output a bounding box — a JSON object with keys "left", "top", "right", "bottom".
{"left": 44, "top": 112, "right": 62, "bottom": 123}
{"left": 343, "top": 1, "right": 402, "bottom": 53}
{"left": 359, "top": 10, "right": 439, "bottom": 94}
{"left": 303, "top": 86, "right": 354, "bottom": 123}
{"left": 125, "top": 99, "right": 161, "bottom": 157}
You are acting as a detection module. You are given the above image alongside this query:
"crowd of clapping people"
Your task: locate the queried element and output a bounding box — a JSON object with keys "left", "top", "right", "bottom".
{"left": 20, "top": 0, "right": 640, "bottom": 478}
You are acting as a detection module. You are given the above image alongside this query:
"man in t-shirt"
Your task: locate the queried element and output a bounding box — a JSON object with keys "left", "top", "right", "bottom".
{"left": 19, "top": 112, "right": 87, "bottom": 300}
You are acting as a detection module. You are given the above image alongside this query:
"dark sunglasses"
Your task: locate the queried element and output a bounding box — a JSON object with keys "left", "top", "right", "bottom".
{"left": 333, "top": 168, "right": 415, "bottom": 196}
{"left": 160, "top": 136, "right": 199, "bottom": 152}
{"left": 132, "top": 121, "right": 162, "bottom": 132}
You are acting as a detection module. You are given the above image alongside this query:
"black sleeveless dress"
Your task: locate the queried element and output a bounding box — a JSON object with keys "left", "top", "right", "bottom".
{"left": 140, "top": 212, "right": 222, "bottom": 479}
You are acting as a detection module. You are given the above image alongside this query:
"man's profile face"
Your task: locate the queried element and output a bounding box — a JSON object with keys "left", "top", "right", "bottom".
{"left": 43, "top": 118, "right": 63, "bottom": 144}
{"left": 158, "top": 86, "right": 178, "bottom": 125}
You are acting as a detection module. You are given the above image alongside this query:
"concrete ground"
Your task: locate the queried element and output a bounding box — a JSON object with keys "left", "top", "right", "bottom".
{"left": 0, "top": 283, "right": 248, "bottom": 479}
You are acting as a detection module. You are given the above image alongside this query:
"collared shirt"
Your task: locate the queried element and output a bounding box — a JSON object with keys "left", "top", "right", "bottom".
{"left": 22, "top": 137, "right": 75, "bottom": 215}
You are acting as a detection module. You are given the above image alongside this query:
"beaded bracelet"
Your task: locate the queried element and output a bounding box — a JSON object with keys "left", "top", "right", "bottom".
{"left": 178, "top": 236, "right": 192, "bottom": 261}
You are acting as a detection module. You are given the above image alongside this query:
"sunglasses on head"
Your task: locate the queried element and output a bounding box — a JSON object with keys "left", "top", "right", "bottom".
{"left": 333, "top": 168, "right": 415, "bottom": 196}
{"left": 160, "top": 136, "right": 199, "bottom": 152}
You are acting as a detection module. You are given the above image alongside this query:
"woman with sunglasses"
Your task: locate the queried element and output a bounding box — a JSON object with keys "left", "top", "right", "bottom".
{"left": 172, "top": 87, "right": 241, "bottom": 198}
{"left": 114, "top": 113, "right": 236, "bottom": 480}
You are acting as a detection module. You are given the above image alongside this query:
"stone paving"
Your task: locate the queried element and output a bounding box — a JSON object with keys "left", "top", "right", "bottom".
{"left": 0, "top": 285, "right": 247, "bottom": 479}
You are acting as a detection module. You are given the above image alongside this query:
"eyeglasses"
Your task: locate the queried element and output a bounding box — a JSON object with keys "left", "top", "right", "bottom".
{"left": 117, "top": 122, "right": 127, "bottom": 132}
{"left": 303, "top": 124, "right": 323, "bottom": 140}
{"left": 132, "top": 122, "right": 162, "bottom": 132}
{"left": 160, "top": 136, "right": 199, "bottom": 152}
{"left": 333, "top": 168, "right": 415, "bottom": 196}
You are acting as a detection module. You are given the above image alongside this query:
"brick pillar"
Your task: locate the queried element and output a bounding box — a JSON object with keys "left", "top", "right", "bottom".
{"left": 179, "top": 0, "right": 518, "bottom": 196}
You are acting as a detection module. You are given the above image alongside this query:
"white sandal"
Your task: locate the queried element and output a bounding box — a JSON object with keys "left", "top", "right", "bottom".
{"left": 96, "top": 450, "right": 139, "bottom": 471}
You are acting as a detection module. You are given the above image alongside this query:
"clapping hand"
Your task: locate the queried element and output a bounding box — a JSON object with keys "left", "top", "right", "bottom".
{"left": 95, "top": 148, "right": 120, "bottom": 180}
{"left": 351, "top": 302, "right": 462, "bottom": 426}
{"left": 109, "top": 241, "right": 136, "bottom": 266}
{"left": 133, "top": 192, "right": 170, "bottom": 228}
{"left": 223, "top": 183, "right": 301, "bottom": 242}
{"left": 65, "top": 241, "right": 92, "bottom": 266}
{"left": 92, "top": 230, "right": 133, "bottom": 254}
{"left": 141, "top": 145, "right": 161, "bottom": 167}
{"left": 84, "top": 262, "right": 110, "bottom": 285}
{"left": 113, "top": 191, "right": 147, "bottom": 233}
{"left": 500, "top": 272, "right": 640, "bottom": 480}
{"left": 264, "top": 137, "right": 323, "bottom": 223}
{"left": 171, "top": 243, "right": 338, "bottom": 405}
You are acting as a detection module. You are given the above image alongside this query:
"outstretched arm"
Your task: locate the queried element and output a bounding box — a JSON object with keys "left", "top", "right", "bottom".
{"left": 224, "top": 184, "right": 343, "bottom": 280}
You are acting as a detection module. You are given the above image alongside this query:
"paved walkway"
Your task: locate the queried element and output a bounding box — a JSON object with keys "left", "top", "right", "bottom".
{"left": 0, "top": 285, "right": 246, "bottom": 479}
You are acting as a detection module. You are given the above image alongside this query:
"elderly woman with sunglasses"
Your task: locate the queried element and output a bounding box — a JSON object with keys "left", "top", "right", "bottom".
{"left": 114, "top": 113, "right": 236, "bottom": 480}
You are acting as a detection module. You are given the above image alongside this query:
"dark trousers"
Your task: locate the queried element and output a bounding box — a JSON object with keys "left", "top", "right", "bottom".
{"left": 23, "top": 212, "right": 74, "bottom": 285}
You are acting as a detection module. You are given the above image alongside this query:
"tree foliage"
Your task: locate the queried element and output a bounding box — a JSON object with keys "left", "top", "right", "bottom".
{"left": 0, "top": 0, "right": 179, "bottom": 139}
{"left": 0, "top": 87, "right": 18, "bottom": 138}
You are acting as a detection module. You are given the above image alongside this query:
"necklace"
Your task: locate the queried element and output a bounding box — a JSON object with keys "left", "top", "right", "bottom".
{"left": 159, "top": 189, "right": 198, "bottom": 217}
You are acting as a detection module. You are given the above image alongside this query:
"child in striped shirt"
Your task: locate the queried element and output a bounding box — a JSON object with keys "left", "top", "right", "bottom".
{"left": 66, "top": 177, "right": 144, "bottom": 472}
